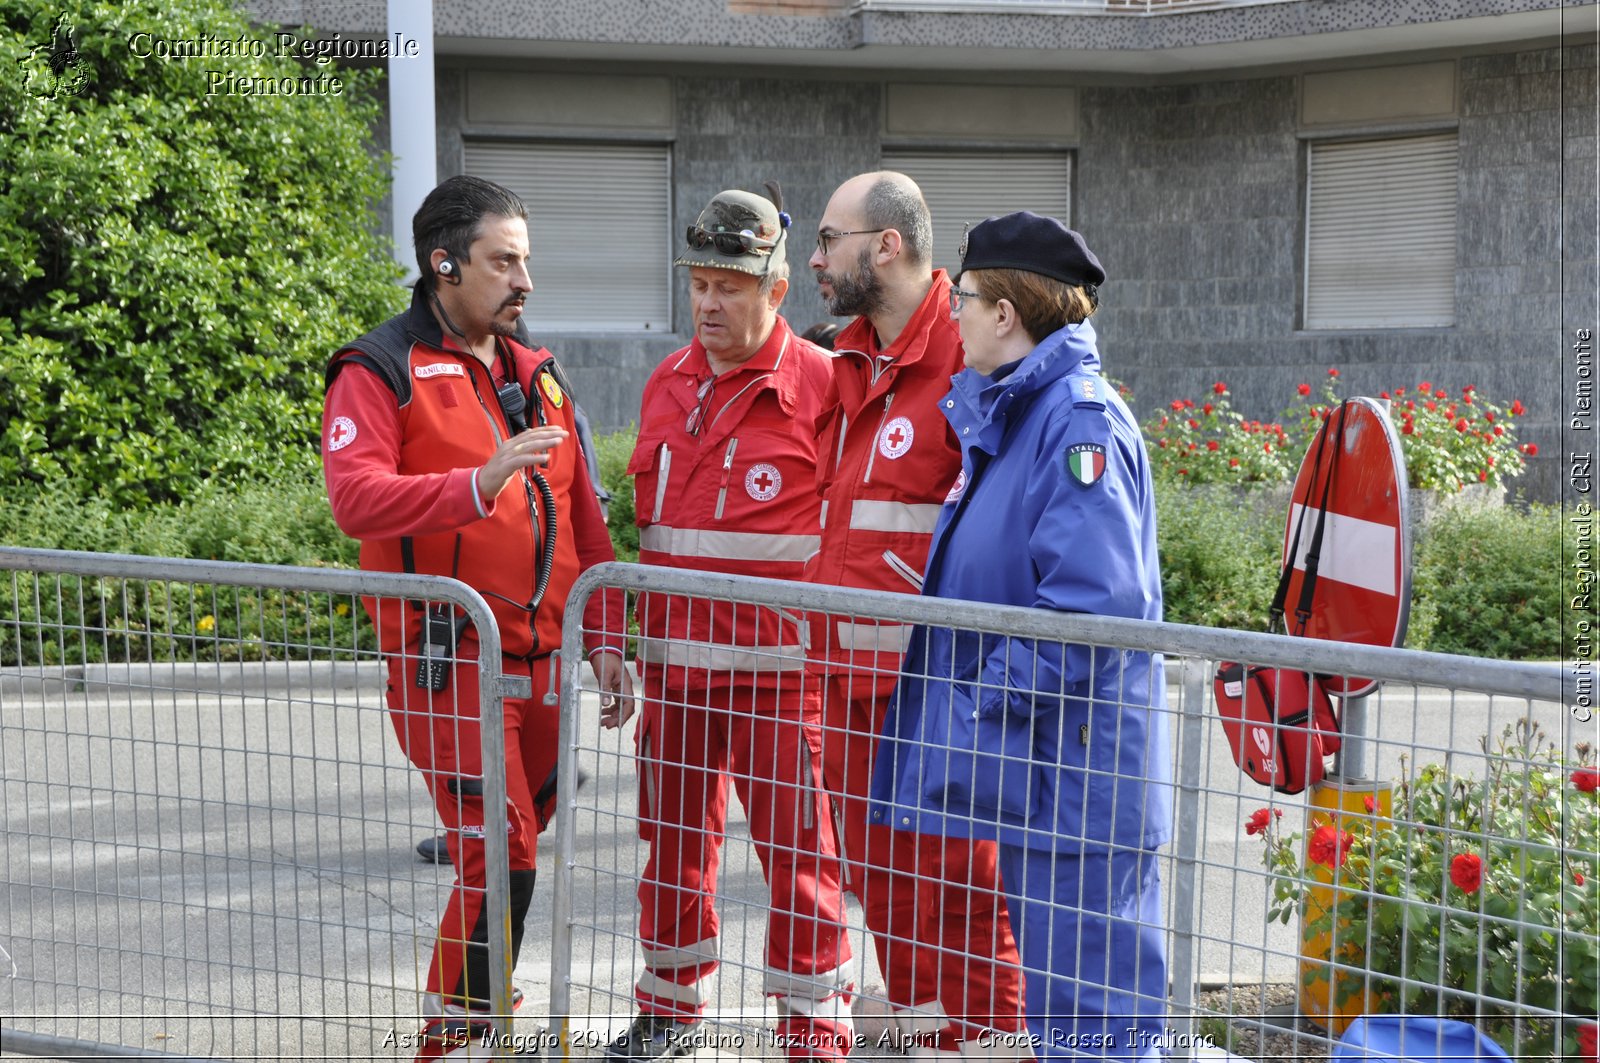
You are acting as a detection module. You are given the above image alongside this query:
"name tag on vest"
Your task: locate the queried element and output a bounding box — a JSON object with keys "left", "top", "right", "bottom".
{"left": 415, "top": 363, "right": 465, "bottom": 379}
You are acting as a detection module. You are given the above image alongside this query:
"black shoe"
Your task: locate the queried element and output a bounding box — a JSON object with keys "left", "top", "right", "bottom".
{"left": 417, "top": 834, "right": 451, "bottom": 864}
{"left": 604, "top": 1013, "right": 696, "bottom": 1061}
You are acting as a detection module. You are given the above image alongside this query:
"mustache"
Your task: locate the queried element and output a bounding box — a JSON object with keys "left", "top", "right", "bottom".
{"left": 502, "top": 295, "right": 526, "bottom": 310}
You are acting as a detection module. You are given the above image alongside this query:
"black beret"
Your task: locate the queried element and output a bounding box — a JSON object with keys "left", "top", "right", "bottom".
{"left": 957, "top": 211, "right": 1106, "bottom": 288}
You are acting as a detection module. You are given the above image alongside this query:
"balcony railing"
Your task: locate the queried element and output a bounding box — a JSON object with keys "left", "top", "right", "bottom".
{"left": 852, "top": 0, "right": 1304, "bottom": 14}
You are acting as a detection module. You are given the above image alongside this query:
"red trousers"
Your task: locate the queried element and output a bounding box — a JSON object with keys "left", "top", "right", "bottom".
{"left": 820, "top": 679, "right": 1028, "bottom": 1056}
{"left": 633, "top": 672, "right": 855, "bottom": 1058}
{"left": 386, "top": 648, "right": 556, "bottom": 1023}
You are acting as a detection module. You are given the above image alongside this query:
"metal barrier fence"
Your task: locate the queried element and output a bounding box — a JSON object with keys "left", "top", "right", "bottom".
{"left": 553, "top": 562, "right": 1587, "bottom": 1061}
{"left": 0, "top": 547, "right": 523, "bottom": 1061}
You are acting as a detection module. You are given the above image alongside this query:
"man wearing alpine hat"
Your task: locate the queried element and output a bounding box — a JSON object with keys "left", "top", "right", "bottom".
{"left": 869, "top": 212, "right": 1172, "bottom": 1061}
{"left": 608, "top": 185, "right": 855, "bottom": 1061}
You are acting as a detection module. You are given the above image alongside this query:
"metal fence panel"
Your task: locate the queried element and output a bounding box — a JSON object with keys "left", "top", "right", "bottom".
{"left": 554, "top": 562, "right": 1587, "bottom": 1061}
{"left": 0, "top": 548, "right": 523, "bottom": 1061}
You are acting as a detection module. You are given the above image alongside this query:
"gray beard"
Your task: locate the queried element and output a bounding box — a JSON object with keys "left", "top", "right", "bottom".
{"left": 823, "top": 249, "right": 884, "bottom": 318}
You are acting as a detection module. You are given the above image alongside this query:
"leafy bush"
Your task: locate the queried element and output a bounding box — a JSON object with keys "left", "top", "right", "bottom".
{"left": 1, "top": 0, "right": 404, "bottom": 507}
{"left": 1156, "top": 486, "right": 1284, "bottom": 630}
{"left": 1254, "top": 721, "right": 1598, "bottom": 1060}
{"left": 1411, "top": 501, "right": 1564, "bottom": 659}
{"left": 0, "top": 471, "right": 367, "bottom": 665}
{"left": 593, "top": 426, "right": 639, "bottom": 565}
{"left": 1143, "top": 381, "right": 1296, "bottom": 486}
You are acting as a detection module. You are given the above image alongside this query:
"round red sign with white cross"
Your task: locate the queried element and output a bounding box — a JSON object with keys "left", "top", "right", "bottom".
{"left": 327, "top": 416, "right": 357, "bottom": 452}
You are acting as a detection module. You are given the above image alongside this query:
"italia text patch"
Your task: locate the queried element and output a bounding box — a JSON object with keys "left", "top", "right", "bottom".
{"left": 1065, "top": 443, "right": 1106, "bottom": 487}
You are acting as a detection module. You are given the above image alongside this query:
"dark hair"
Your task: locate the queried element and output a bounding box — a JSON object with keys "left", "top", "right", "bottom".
{"left": 412, "top": 175, "right": 527, "bottom": 290}
{"left": 863, "top": 176, "right": 933, "bottom": 266}
{"left": 800, "top": 322, "right": 840, "bottom": 350}
{"left": 965, "top": 267, "right": 1096, "bottom": 344}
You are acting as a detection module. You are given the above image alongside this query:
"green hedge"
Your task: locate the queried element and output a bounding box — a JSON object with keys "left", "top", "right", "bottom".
{"left": 0, "top": 432, "right": 1570, "bottom": 663}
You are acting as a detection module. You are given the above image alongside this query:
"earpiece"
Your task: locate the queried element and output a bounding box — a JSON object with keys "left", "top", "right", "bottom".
{"left": 437, "top": 256, "right": 458, "bottom": 277}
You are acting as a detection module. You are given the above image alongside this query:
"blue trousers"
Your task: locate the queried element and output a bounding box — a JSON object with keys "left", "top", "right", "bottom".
{"left": 995, "top": 846, "right": 1168, "bottom": 1061}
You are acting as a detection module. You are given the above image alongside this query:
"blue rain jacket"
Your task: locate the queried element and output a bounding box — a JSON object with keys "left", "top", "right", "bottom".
{"left": 867, "top": 320, "right": 1173, "bottom": 853}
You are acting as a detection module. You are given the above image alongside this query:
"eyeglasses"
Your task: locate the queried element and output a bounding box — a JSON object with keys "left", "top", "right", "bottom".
{"left": 948, "top": 286, "right": 983, "bottom": 315}
{"left": 815, "top": 228, "right": 888, "bottom": 256}
{"left": 685, "top": 226, "right": 777, "bottom": 256}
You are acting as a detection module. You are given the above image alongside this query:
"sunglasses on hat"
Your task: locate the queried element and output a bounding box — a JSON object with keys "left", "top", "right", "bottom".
{"left": 685, "top": 225, "right": 777, "bottom": 256}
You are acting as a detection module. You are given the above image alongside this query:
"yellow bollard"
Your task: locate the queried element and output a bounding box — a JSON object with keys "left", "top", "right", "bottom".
{"left": 1298, "top": 776, "right": 1393, "bottom": 1035}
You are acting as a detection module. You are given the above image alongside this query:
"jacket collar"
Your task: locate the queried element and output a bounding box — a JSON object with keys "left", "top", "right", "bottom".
{"left": 833, "top": 269, "right": 954, "bottom": 369}
{"left": 671, "top": 316, "right": 801, "bottom": 414}
{"left": 403, "top": 282, "right": 541, "bottom": 363}
{"left": 946, "top": 320, "right": 1101, "bottom": 449}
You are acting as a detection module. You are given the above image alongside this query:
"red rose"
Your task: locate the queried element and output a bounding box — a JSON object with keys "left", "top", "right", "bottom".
{"left": 1157, "top": 438, "right": 1168, "bottom": 449}
{"left": 1394, "top": 387, "right": 1406, "bottom": 396}
{"left": 1328, "top": 367, "right": 1339, "bottom": 377}
{"left": 1188, "top": 419, "right": 1200, "bottom": 430}
{"left": 1363, "top": 795, "right": 1377, "bottom": 813}
{"left": 1434, "top": 388, "right": 1447, "bottom": 399}
{"left": 1297, "top": 383, "right": 1312, "bottom": 397}
{"left": 1578, "top": 1021, "right": 1596, "bottom": 1062}
{"left": 1420, "top": 380, "right": 1432, "bottom": 391}
{"left": 1244, "top": 808, "right": 1282, "bottom": 836}
{"left": 1203, "top": 402, "right": 1214, "bottom": 415}
{"left": 1484, "top": 411, "right": 1495, "bottom": 423}
{"left": 1455, "top": 419, "right": 1468, "bottom": 432}
{"left": 1524, "top": 443, "right": 1540, "bottom": 457}
{"left": 1479, "top": 470, "right": 1488, "bottom": 483}
{"left": 1206, "top": 440, "right": 1220, "bottom": 451}
{"left": 1406, "top": 400, "right": 1416, "bottom": 410}
{"left": 1462, "top": 395, "right": 1473, "bottom": 405}
{"left": 1214, "top": 381, "right": 1227, "bottom": 394}
{"left": 1402, "top": 422, "right": 1415, "bottom": 435}
{"left": 1576, "top": 871, "right": 1587, "bottom": 887}
{"left": 1308, "top": 824, "right": 1354, "bottom": 868}
{"left": 1573, "top": 768, "right": 1600, "bottom": 793}
{"left": 1170, "top": 400, "right": 1185, "bottom": 412}
{"left": 1379, "top": 391, "right": 1391, "bottom": 399}
{"left": 1229, "top": 458, "right": 1240, "bottom": 468}
{"left": 1493, "top": 426, "right": 1504, "bottom": 437}
{"left": 1511, "top": 400, "right": 1525, "bottom": 416}
{"left": 1178, "top": 468, "right": 1188, "bottom": 476}
{"left": 1450, "top": 852, "right": 1483, "bottom": 893}
{"left": 1426, "top": 401, "right": 1437, "bottom": 412}
{"left": 1264, "top": 443, "right": 1273, "bottom": 454}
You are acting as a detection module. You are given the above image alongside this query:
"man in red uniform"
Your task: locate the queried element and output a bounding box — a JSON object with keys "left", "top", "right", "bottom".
{"left": 322, "top": 175, "right": 631, "bottom": 1060}
{"left": 607, "top": 187, "right": 854, "bottom": 1062}
{"left": 806, "top": 172, "right": 1028, "bottom": 1061}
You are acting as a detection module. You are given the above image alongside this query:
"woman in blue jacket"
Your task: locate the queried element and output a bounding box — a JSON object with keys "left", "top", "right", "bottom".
{"left": 869, "top": 213, "right": 1172, "bottom": 1061}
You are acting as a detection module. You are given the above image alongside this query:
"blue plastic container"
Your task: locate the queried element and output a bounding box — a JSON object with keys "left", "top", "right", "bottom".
{"left": 1332, "top": 1017, "right": 1512, "bottom": 1062}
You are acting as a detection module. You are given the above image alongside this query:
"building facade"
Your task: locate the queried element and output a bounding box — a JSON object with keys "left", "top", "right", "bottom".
{"left": 251, "top": 0, "right": 1599, "bottom": 499}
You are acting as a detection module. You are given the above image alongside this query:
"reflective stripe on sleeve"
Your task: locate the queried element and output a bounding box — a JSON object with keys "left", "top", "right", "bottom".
{"left": 848, "top": 499, "right": 942, "bottom": 535}
{"left": 639, "top": 524, "right": 820, "bottom": 564}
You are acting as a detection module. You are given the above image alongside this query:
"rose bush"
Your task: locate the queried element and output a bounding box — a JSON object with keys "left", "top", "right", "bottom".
{"left": 1141, "top": 371, "right": 1531, "bottom": 493}
{"left": 1253, "top": 722, "right": 1598, "bottom": 1060}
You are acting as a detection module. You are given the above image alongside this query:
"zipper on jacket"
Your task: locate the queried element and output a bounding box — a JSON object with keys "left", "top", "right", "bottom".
{"left": 652, "top": 444, "right": 671, "bottom": 524}
{"left": 861, "top": 392, "right": 896, "bottom": 485}
{"left": 714, "top": 437, "right": 739, "bottom": 520}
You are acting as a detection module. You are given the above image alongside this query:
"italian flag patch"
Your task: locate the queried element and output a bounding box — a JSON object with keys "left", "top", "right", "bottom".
{"left": 1065, "top": 443, "right": 1107, "bottom": 487}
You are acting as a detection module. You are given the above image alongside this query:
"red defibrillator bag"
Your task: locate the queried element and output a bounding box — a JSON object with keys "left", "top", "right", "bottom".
{"left": 1215, "top": 403, "right": 1352, "bottom": 795}
{"left": 1214, "top": 662, "right": 1342, "bottom": 794}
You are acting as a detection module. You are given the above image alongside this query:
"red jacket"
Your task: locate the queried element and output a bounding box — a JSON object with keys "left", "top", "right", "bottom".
{"left": 805, "top": 270, "right": 965, "bottom": 696}
{"left": 323, "top": 288, "right": 623, "bottom": 662}
{"left": 628, "top": 316, "right": 832, "bottom": 690}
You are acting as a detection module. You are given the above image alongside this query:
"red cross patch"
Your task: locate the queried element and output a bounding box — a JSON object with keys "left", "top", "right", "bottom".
{"left": 878, "top": 416, "right": 914, "bottom": 460}
{"left": 327, "top": 416, "right": 357, "bottom": 452}
{"left": 943, "top": 468, "right": 967, "bottom": 504}
{"left": 745, "top": 463, "right": 782, "bottom": 501}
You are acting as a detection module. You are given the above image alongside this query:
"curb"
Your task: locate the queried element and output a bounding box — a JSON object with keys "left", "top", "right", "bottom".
{"left": 0, "top": 659, "right": 386, "bottom": 697}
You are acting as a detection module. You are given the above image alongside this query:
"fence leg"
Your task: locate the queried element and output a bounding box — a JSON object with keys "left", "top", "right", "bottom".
{"left": 550, "top": 649, "right": 578, "bottom": 1062}
{"left": 1166, "top": 656, "right": 1209, "bottom": 1059}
